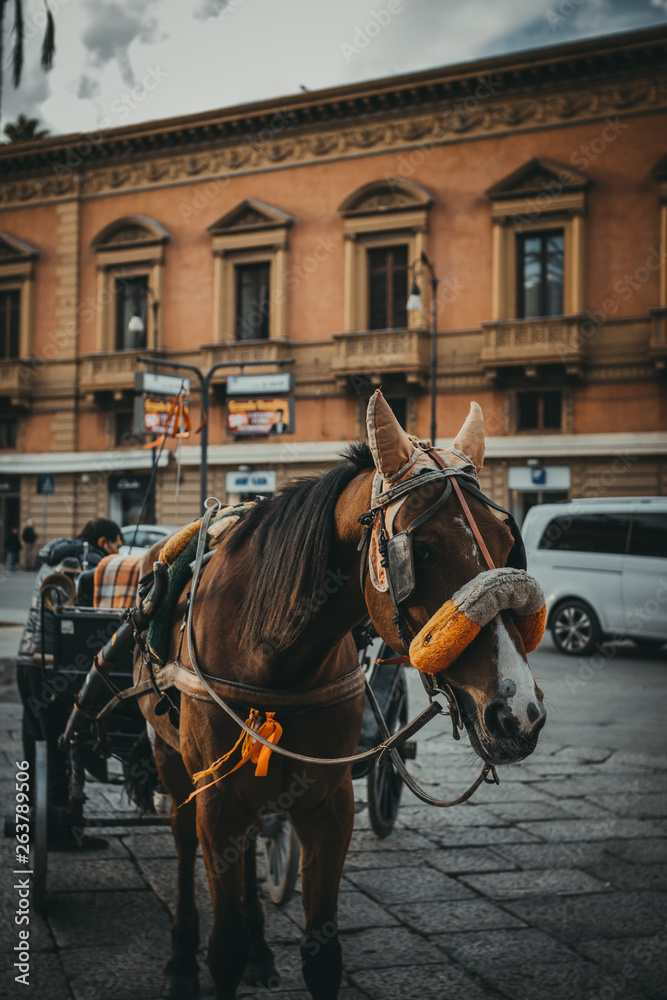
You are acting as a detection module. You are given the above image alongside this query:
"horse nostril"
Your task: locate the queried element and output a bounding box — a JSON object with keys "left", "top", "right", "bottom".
{"left": 484, "top": 699, "right": 519, "bottom": 739}
{"left": 526, "top": 702, "right": 540, "bottom": 724}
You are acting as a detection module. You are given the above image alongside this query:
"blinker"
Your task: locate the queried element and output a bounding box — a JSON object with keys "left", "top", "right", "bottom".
{"left": 385, "top": 532, "right": 415, "bottom": 605}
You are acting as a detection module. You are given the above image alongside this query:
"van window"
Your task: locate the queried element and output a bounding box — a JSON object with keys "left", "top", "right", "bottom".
{"left": 538, "top": 514, "right": 630, "bottom": 554}
{"left": 628, "top": 514, "right": 667, "bottom": 559}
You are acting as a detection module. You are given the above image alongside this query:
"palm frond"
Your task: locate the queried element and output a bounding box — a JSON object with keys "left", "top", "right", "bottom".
{"left": 11, "top": 0, "right": 24, "bottom": 88}
{"left": 41, "top": 6, "right": 55, "bottom": 71}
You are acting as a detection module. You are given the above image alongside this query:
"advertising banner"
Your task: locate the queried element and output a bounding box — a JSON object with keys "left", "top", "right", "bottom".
{"left": 227, "top": 396, "right": 294, "bottom": 437}
{"left": 143, "top": 396, "right": 190, "bottom": 436}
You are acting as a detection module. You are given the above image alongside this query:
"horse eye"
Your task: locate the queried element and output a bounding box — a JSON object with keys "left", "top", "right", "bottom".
{"left": 413, "top": 541, "right": 434, "bottom": 563}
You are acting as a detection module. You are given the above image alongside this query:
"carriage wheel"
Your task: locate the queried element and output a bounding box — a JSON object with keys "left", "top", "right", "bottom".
{"left": 259, "top": 813, "right": 300, "bottom": 906}
{"left": 367, "top": 670, "right": 408, "bottom": 839}
{"left": 32, "top": 741, "right": 48, "bottom": 914}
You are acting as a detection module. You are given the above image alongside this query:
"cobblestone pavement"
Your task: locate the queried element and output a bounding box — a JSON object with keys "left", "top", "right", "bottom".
{"left": 1, "top": 637, "right": 667, "bottom": 1000}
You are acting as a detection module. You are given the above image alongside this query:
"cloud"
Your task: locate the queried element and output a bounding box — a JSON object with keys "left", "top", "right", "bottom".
{"left": 76, "top": 73, "right": 101, "bottom": 100}
{"left": 80, "top": 0, "right": 166, "bottom": 87}
{"left": 193, "top": 0, "right": 230, "bottom": 19}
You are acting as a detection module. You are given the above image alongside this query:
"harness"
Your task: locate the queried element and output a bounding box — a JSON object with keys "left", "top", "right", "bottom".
{"left": 72, "top": 447, "right": 541, "bottom": 809}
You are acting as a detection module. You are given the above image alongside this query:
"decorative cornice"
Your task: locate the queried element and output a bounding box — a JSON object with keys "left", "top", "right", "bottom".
{"left": 0, "top": 28, "right": 666, "bottom": 208}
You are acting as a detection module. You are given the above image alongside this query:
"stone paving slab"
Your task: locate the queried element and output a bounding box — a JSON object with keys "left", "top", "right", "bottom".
{"left": 605, "top": 838, "right": 667, "bottom": 865}
{"left": 349, "top": 961, "right": 499, "bottom": 1000}
{"left": 583, "top": 858, "right": 667, "bottom": 892}
{"left": 395, "top": 898, "right": 527, "bottom": 935}
{"left": 341, "top": 926, "right": 445, "bottom": 971}
{"left": 435, "top": 926, "right": 579, "bottom": 970}
{"left": 576, "top": 937, "right": 667, "bottom": 1000}
{"left": 487, "top": 840, "right": 612, "bottom": 870}
{"left": 480, "top": 958, "right": 653, "bottom": 1000}
{"left": 418, "top": 846, "right": 518, "bottom": 874}
{"left": 45, "top": 856, "right": 147, "bottom": 893}
{"left": 502, "top": 891, "right": 667, "bottom": 942}
{"left": 0, "top": 952, "right": 72, "bottom": 1000}
{"left": 460, "top": 866, "right": 610, "bottom": 899}
{"left": 46, "top": 890, "right": 171, "bottom": 950}
{"left": 515, "top": 816, "right": 667, "bottom": 841}
{"left": 345, "top": 865, "right": 475, "bottom": 905}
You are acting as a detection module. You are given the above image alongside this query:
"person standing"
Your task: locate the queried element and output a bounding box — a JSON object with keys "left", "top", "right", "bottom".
{"left": 21, "top": 520, "right": 37, "bottom": 570}
{"left": 5, "top": 526, "right": 21, "bottom": 571}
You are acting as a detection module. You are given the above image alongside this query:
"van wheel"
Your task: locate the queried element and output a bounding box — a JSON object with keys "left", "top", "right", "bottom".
{"left": 551, "top": 600, "right": 601, "bottom": 656}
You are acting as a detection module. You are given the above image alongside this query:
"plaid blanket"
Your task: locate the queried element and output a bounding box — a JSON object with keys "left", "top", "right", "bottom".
{"left": 93, "top": 554, "right": 143, "bottom": 609}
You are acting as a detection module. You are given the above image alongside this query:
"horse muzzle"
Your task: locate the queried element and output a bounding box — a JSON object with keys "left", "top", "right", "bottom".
{"left": 409, "top": 567, "right": 546, "bottom": 674}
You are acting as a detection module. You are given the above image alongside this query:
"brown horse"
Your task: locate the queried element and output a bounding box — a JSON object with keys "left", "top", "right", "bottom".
{"left": 137, "top": 391, "right": 546, "bottom": 1000}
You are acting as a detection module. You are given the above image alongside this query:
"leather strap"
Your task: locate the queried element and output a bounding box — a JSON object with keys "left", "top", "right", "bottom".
{"left": 451, "top": 476, "right": 496, "bottom": 571}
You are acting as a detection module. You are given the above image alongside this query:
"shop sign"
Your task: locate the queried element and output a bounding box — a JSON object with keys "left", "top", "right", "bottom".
{"left": 227, "top": 396, "right": 294, "bottom": 437}
{"left": 108, "top": 474, "right": 150, "bottom": 494}
{"left": 226, "top": 373, "right": 292, "bottom": 396}
{"left": 135, "top": 372, "right": 190, "bottom": 396}
{"left": 142, "top": 396, "right": 190, "bottom": 436}
{"left": 226, "top": 470, "right": 277, "bottom": 493}
{"left": 508, "top": 466, "right": 571, "bottom": 491}
{"left": 0, "top": 475, "right": 20, "bottom": 493}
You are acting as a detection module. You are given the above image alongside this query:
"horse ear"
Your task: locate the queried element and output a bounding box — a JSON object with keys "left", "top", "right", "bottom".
{"left": 366, "top": 389, "right": 415, "bottom": 479}
{"left": 452, "top": 401, "right": 485, "bottom": 472}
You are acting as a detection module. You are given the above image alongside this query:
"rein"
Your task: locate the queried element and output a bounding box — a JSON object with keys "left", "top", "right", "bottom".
{"left": 179, "top": 497, "right": 499, "bottom": 805}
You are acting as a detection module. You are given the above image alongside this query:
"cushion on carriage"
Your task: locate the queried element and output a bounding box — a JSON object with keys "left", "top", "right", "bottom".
{"left": 93, "top": 554, "right": 143, "bottom": 609}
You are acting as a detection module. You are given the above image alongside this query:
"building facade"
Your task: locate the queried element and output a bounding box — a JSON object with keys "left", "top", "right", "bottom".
{"left": 1, "top": 27, "right": 666, "bottom": 549}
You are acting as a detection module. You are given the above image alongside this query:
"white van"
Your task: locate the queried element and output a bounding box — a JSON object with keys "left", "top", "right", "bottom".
{"left": 522, "top": 497, "right": 667, "bottom": 656}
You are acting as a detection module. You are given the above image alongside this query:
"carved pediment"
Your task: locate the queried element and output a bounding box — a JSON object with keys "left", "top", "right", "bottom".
{"left": 486, "top": 158, "right": 590, "bottom": 200}
{"left": 208, "top": 199, "right": 294, "bottom": 235}
{"left": 339, "top": 179, "right": 433, "bottom": 216}
{"left": 0, "top": 233, "right": 39, "bottom": 262}
{"left": 92, "top": 215, "right": 170, "bottom": 250}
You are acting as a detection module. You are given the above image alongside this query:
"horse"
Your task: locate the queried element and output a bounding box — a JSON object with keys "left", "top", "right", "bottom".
{"left": 136, "top": 390, "right": 547, "bottom": 1000}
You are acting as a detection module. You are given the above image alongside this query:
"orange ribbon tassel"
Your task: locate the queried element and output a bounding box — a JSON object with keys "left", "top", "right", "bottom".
{"left": 182, "top": 710, "right": 283, "bottom": 805}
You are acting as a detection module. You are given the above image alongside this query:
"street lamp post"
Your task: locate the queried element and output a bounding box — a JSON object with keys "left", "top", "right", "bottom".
{"left": 128, "top": 288, "right": 160, "bottom": 520}
{"left": 407, "top": 251, "right": 439, "bottom": 446}
{"left": 137, "top": 355, "right": 295, "bottom": 514}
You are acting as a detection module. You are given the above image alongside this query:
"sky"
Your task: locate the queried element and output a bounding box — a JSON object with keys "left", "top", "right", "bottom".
{"left": 2, "top": 0, "right": 667, "bottom": 137}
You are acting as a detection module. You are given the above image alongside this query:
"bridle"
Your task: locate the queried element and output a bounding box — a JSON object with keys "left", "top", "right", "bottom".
{"left": 358, "top": 445, "right": 527, "bottom": 655}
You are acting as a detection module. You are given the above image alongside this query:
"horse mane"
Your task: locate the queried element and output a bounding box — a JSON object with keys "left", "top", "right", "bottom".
{"left": 224, "top": 441, "right": 374, "bottom": 655}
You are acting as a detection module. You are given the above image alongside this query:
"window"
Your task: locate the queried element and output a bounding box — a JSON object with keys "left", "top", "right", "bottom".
{"left": 367, "top": 246, "right": 408, "bottom": 330}
{"left": 517, "top": 231, "right": 564, "bottom": 318}
{"left": 338, "top": 179, "right": 432, "bottom": 333}
{"left": 0, "top": 289, "right": 20, "bottom": 360}
{"left": 91, "top": 217, "right": 168, "bottom": 353}
{"left": 0, "top": 417, "right": 17, "bottom": 449}
{"left": 628, "top": 514, "right": 667, "bottom": 559}
{"left": 539, "top": 514, "right": 630, "bottom": 554}
{"left": 235, "top": 262, "right": 270, "bottom": 341}
{"left": 517, "top": 390, "right": 562, "bottom": 432}
{"left": 115, "top": 275, "right": 148, "bottom": 351}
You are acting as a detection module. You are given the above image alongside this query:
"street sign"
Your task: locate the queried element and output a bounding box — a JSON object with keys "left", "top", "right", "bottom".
{"left": 226, "top": 470, "right": 277, "bottom": 493}
{"left": 226, "top": 373, "right": 292, "bottom": 396}
{"left": 135, "top": 372, "right": 191, "bottom": 396}
{"left": 37, "top": 474, "right": 55, "bottom": 495}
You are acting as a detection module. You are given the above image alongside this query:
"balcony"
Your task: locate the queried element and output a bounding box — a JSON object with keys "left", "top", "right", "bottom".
{"left": 480, "top": 317, "right": 585, "bottom": 378}
{"left": 200, "top": 340, "right": 293, "bottom": 370}
{"left": 649, "top": 308, "right": 667, "bottom": 370}
{"left": 332, "top": 328, "right": 430, "bottom": 387}
{"left": 0, "top": 359, "right": 33, "bottom": 407}
{"left": 80, "top": 350, "right": 143, "bottom": 401}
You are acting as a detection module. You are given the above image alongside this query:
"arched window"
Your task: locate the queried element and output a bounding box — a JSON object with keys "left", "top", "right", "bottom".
{"left": 92, "top": 216, "right": 169, "bottom": 352}
{"left": 208, "top": 199, "right": 293, "bottom": 342}
{"left": 338, "top": 179, "right": 433, "bottom": 332}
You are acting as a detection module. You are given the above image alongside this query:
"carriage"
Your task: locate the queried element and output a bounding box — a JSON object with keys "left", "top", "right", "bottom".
{"left": 10, "top": 573, "right": 412, "bottom": 914}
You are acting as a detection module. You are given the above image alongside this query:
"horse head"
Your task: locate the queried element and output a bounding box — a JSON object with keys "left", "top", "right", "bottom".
{"left": 360, "top": 390, "right": 546, "bottom": 766}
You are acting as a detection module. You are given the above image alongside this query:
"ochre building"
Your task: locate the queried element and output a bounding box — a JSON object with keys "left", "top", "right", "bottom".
{"left": 1, "top": 26, "right": 666, "bottom": 546}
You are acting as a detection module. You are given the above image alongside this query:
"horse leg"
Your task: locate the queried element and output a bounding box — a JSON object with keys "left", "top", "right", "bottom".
{"left": 154, "top": 737, "right": 200, "bottom": 1000}
{"left": 197, "top": 794, "right": 252, "bottom": 1000}
{"left": 242, "top": 833, "right": 280, "bottom": 989}
{"left": 290, "top": 778, "right": 355, "bottom": 1000}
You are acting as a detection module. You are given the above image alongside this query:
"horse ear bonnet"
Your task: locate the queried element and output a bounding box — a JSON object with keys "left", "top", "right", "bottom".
{"left": 367, "top": 390, "right": 416, "bottom": 480}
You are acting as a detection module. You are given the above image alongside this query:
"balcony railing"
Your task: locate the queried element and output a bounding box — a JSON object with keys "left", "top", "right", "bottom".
{"left": 0, "top": 359, "right": 33, "bottom": 406}
{"left": 200, "top": 340, "right": 293, "bottom": 370}
{"left": 480, "top": 317, "right": 585, "bottom": 374}
{"left": 80, "top": 350, "right": 143, "bottom": 398}
{"left": 332, "top": 328, "right": 430, "bottom": 384}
